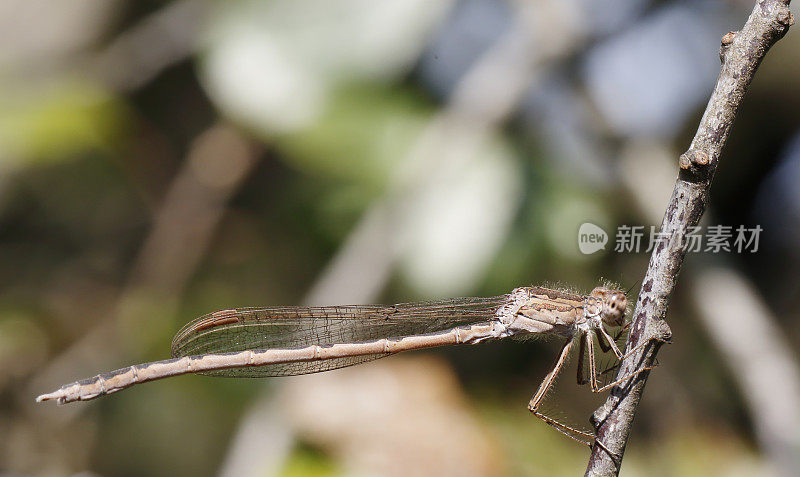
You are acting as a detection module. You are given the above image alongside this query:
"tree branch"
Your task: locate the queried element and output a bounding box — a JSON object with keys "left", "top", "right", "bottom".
{"left": 585, "top": 1, "right": 794, "bottom": 475}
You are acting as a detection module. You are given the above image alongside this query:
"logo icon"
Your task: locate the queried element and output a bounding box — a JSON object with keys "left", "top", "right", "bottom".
{"left": 578, "top": 223, "right": 608, "bottom": 255}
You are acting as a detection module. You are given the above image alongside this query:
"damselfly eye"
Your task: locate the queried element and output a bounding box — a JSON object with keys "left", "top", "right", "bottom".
{"left": 601, "top": 292, "right": 627, "bottom": 327}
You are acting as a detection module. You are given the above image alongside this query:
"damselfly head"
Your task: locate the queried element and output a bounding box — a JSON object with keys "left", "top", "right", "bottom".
{"left": 590, "top": 287, "right": 627, "bottom": 327}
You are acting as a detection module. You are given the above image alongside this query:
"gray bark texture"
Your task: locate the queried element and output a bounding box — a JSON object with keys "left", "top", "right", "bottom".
{"left": 584, "top": 1, "right": 794, "bottom": 475}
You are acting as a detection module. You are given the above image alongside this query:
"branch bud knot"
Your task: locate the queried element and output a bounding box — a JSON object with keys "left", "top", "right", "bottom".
{"left": 679, "top": 150, "right": 712, "bottom": 182}
{"left": 719, "top": 31, "right": 736, "bottom": 62}
{"left": 721, "top": 31, "right": 736, "bottom": 46}
{"left": 679, "top": 150, "right": 709, "bottom": 169}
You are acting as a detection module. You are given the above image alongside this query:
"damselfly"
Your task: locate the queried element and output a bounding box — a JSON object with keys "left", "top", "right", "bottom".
{"left": 36, "top": 285, "right": 652, "bottom": 445}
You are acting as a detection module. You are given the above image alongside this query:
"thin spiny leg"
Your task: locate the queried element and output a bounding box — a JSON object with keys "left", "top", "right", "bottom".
{"left": 617, "top": 333, "right": 671, "bottom": 362}
{"left": 529, "top": 338, "right": 572, "bottom": 408}
{"left": 592, "top": 438, "right": 621, "bottom": 465}
{"left": 597, "top": 325, "right": 623, "bottom": 359}
{"left": 591, "top": 350, "right": 641, "bottom": 384}
{"left": 604, "top": 321, "right": 630, "bottom": 354}
{"left": 528, "top": 338, "right": 595, "bottom": 447}
{"left": 592, "top": 364, "right": 658, "bottom": 394}
{"left": 588, "top": 331, "right": 665, "bottom": 459}
{"left": 587, "top": 331, "right": 600, "bottom": 392}
{"left": 591, "top": 327, "right": 624, "bottom": 384}
{"left": 589, "top": 335, "right": 670, "bottom": 394}
{"left": 593, "top": 322, "right": 632, "bottom": 377}
{"left": 532, "top": 410, "right": 595, "bottom": 447}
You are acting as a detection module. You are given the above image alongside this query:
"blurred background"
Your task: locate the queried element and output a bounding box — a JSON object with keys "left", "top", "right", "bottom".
{"left": 2, "top": 0, "right": 800, "bottom": 476}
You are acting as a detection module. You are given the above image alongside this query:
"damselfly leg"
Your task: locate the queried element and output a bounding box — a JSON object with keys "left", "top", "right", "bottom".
{"left": 531, "top": 327, "right": 669, "bottom": 447}
{"left": 528, "top": 338, "right": 597, "bottom": 447}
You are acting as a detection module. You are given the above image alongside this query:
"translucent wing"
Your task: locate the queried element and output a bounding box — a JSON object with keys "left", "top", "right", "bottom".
{"left": 170, "top": 296, "right": 507, "bottom": 377}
